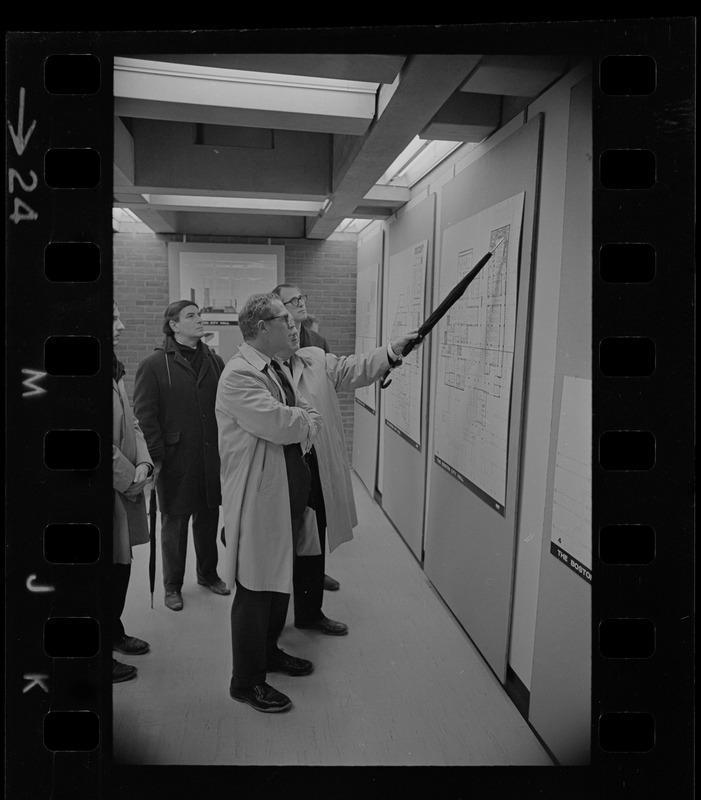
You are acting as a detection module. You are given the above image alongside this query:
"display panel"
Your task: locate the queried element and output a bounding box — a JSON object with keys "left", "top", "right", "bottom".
{"left": 434, "top": 194, "right": 524, "bottom": 513}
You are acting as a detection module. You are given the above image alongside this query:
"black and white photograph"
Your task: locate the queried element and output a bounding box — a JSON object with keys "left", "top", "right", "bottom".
{"left": 5, "top": 21, "right": 695, "bottom": 800}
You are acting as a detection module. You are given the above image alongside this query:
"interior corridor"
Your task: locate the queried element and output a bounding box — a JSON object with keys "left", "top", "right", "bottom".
{"left": 113, "top": 472, "right": 553, "bottom": 767}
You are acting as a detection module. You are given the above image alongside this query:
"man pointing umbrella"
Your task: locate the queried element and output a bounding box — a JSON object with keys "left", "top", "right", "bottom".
{"left": 379, "top": 238, "right": 505, "bottom": 388}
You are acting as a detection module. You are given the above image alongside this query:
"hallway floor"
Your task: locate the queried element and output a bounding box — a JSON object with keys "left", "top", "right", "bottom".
{"left": 113, "top": 473, "right": 553, "bottom": 766}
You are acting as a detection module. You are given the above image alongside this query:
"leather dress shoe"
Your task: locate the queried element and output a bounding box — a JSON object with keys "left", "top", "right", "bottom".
{"left": 323, "top": 574, "right": 340, "bottom": 591}
{"left": 113, "top": 634, "right": 150, "bottom": 655}
{"left": 295, "top": 616, "right": 348, "bottom": 636}
{"left": 268, "top": 651, "right": 314, "bottom": 677}
{"left": 164, "top": 591, "right": 183, "bottom": 611}
{"left": 197, "top": 578, "right": 231, "bottom": 596}
{"left": 230, "top": 682, "right": 292, "bottom": 713}
{"left": 113, "top": 659, "right": 138, "bottom": 683}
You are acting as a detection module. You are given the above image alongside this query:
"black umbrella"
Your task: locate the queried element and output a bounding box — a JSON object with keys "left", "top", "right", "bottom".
{"left": 148, "top": 483, "right": 158, "bottom": 609}
{"left": 380, "top": 237, "right": 505, "bottom": 389}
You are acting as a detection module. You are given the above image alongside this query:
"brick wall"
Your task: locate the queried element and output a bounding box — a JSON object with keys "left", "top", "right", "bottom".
{"left": 113, "top": 231, "right": 358, "bottom": 456}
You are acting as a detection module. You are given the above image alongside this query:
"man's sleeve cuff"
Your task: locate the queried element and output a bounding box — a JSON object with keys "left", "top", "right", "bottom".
{"left": 387, "top": 343, "right": 402, "bottom": 363}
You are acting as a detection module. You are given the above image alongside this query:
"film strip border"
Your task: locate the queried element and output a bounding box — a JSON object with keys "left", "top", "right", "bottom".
{"left": 592, "top": 26, "right": 694, "bottom": 797}
{"left": 6, "top": 40, "right": 115, "bottom": 800}
{"left": 5, "top": 24, "right": 695, "bottom": 800}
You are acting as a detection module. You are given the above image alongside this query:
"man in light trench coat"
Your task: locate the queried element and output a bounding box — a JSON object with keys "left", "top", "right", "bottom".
{"left": 271, "top": 283, "right": 340, "bottom": 592}
{"left": 275, "top": 325, "right": 419, "bottom": 636}
{"left": 216, "top": 293, "right": 323, "bottom": 714}
{"left": 112, "top": 301, "right": 153, "bottom": 683}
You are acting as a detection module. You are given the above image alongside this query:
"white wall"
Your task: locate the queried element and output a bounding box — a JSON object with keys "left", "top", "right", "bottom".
{"left": 355, "top": 58, "right": 591, "bottom": 730}
{"left": 509, "top": 60, "right": 592, "bottom": 689}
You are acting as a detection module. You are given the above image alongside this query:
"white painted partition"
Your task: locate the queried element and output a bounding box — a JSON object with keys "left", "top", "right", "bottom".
{"left": 380, "top": 193, "right": 436, "bottom": 561}
{"left": 528, "top": 72, "right": 592, "bottom": 766}
{"left": 424, "top": 114, "right": 543, "bottom": 681}
{"left": 352, "top": 229, "right": 384, "bottom": 494}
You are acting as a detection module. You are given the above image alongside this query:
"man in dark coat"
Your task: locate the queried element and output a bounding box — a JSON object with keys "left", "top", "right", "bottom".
{"left": 134, "top": 301, "right": 228, "bottom": 611}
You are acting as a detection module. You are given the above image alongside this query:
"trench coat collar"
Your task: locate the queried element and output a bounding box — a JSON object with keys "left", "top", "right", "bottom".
{"left": 239, "top": 342, "right": 293, "bottom": 402}
{"left": 283, "top": 346, "right": 319, "bottom": 387}
{"left": 238, "top": 341, "right": 272, "bottom": 372}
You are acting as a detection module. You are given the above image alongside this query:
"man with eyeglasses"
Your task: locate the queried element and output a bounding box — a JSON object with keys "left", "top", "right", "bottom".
{"left": 272, "top": 283, "right": 330, "bottom": 353}
{"left": 272, "top": 284, "right": 420, "bottom": 638}
{"left": 216, "top": 293, "right": 323, "bottom": 713}
{"left": 273, "top": 284, "right": 338, "bottom": 593}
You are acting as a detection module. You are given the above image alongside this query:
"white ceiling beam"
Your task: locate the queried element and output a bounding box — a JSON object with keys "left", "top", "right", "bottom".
{"left": 114, "top": 184, "right": 329, "bottom": 203}
{"left": 130, "top": 194, "right": 324, "bottom": 216}
{"left": 307, "top": 54, "right": 482, "bottom": 239}
{"left": 134, "top": 53, "right": 407, "bottom": 84}
{"left": 114, "top": 57, "right": 378, "bottom": 135}
{"left": 362, "top": 184, "right": 411, "bottom": 207}
{"left": 115, "top": 202, "right": 317, "bottom": 218}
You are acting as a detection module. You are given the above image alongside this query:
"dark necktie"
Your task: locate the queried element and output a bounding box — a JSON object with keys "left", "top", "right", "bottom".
{"left": 268, "top": 359, "right": 295, "bottom": 406}
{"left": 271, "top": 358, "right": 321, "bottom": 509}
{"left": 266, "top": 359, "right": 310, "bottom": 519}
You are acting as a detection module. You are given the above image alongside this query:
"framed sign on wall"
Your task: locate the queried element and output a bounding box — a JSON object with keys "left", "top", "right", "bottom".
{"left": 167, "top": 242, "right": 285, "bottom": 324}
{"left": 167, "top": 243, "right": 285, "bottom": 362}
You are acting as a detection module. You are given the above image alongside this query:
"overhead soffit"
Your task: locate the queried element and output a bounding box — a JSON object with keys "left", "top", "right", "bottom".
{"left": 132, "top": 53, "right": 408, "bottom": 84}
{"left": 113, "top": 53, "right": 572, "bottom": 239}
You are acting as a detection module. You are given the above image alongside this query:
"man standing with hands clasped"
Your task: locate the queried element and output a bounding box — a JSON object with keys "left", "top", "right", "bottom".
{"left": 216, "top": 293, "right": 323, "bottom": 713}
{"left": 134, "top": 301, "right": 228, "bottom": 612}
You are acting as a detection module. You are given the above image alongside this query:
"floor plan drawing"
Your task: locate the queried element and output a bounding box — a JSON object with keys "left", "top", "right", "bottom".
{"left": 384, "top": 240, "right": 427, "bottom": 449}
{"left": 434, "top": 194, "right": 524, "bottom": 511}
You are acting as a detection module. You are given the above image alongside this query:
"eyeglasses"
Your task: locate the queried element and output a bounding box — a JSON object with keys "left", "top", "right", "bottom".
{"left": 282, "top": 294, "right": 307, "bottom": 308}
{"left": 261, "top": 314, "right": 295, "bottom": 327}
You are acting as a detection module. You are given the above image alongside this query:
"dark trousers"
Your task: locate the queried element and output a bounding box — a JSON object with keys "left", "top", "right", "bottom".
{"left": 293, "top": 517, "right": 326, "bottom": 624}
{"left": 230, "top": 581, "right": 290, "bottom": 689}
{"left": 161, "top": 506, "right": 220, "bottom": 591}
{"left": 293, "top": 450, "right": 327, "bottom": 625}
{"left": 113, "top": 563, "right": 131, "bottom": 645}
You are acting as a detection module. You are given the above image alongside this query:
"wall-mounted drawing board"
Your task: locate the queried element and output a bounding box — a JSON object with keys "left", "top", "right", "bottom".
{"left": 380, "top": 193, "right": 436, "bottom": 561}
{"left": 352, "top": 230, "right": 384, "bottom": 494}
{"left": 424, "top": 113, "right": 543, "bottom": 681}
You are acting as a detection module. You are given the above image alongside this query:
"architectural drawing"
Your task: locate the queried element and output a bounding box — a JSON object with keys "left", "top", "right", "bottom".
{"left": 434, "top": 194, "right": 524, "bottom": 510}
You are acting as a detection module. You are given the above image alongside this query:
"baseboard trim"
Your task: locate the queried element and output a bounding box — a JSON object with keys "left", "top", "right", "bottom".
{"left": 505, "top": 664, "right": 530, "bottom": 719}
